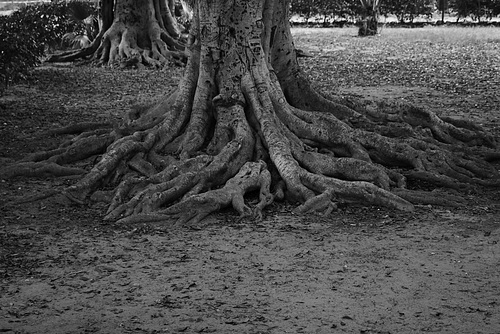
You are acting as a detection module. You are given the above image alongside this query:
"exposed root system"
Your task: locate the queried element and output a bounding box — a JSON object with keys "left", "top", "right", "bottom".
{"left": 4, "top": 0, "right": 499, "bottom": 225}
{"left": 46, "top": 0, "right": 187, "bottom": 68}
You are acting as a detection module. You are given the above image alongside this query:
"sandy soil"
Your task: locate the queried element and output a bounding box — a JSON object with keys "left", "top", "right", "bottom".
{"left": 1, "top": 28, "right": 500, "bottom": 333}
{"left": 1, "top": 200, "right": 500, "bottom": 333}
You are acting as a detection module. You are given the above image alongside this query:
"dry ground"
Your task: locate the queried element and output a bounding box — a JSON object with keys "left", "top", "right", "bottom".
{"left": 1, "top": 27, "right": 500, "bottom": 334}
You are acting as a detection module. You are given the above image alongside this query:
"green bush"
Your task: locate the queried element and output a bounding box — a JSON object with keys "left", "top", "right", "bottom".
{"left": 0, "top": 1, "right": 97, "bottom": 91}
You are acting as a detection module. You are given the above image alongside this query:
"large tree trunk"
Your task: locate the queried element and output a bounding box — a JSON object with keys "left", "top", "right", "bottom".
{"left": 46, "top": 0, "right": 186, "bottom": 67}
{"left": 4, "top": 0, "right": 499, "bottom": 224}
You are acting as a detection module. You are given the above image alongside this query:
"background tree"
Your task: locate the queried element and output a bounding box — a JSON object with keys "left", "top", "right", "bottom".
{"left": 454, "top": 0, "right": 482, "bottom": 21}
{"left": 358, "top": 0, "right": 380, "bottom": 35}
{"left": 381, "top": 0, "right": 435, "bottom": 23}
{"left": 290, "top": 0, "right": 320, "bottom": 24}
{"left": 477, "top": 0, "right": 500, "bottom": 20}
{"left": 47, "top": 0, "right": 187, "bottom": 67}
{"left": 3, "top": 0, "right": 499, "bottom": 225}
{"left": 437, "top": 0, "right": 448, "bottom": 22}
{"left": 322, "top": 0, "right": 360, "bottom": 25}
{"left": 451, "top": 0, "right": 500, "bottom": 21}
{"left": 290, "top": 0, "right": 359, "bottom": 25}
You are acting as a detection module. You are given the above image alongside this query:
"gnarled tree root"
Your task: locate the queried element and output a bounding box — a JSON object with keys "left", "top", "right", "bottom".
{"left": 5, "top": 0, "right": 499, "bottom": 226}
{"left": 0, "top": 132, "right": 114, "bottom": 179}
{"left": 115, "top": 160, "right": 273, "bottom": 225}
{"left": 393, "top": 189, "right": 466, "bottom": 207}
{"left": 44, "top": 121, "right": 112, "bottom": 136}
{"left": 1, "top": 161, "right": 86, "bottom": 179}
{"left": 46, "top": 0, "right": 187, "bottom": 68}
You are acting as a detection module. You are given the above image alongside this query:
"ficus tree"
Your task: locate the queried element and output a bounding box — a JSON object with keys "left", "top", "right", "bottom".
{"left": 3, "top": 0, "right": 499, "bottom": 225}
{"left": 46, "top": 0, "right": 187, "bottom": 67}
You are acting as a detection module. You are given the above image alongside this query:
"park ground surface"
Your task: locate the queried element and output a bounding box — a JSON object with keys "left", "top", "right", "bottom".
{"left": 1, "top": 27, "right": 500, "bottom": 333}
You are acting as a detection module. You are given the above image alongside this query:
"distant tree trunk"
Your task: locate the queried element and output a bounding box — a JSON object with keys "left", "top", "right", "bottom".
{"left": 358, "top": 0, "right": 379, "bottom": 36}
{"left": 47, "top": 0, "right": 187, "bottom": 68}
{"left": 440, "top": 0, "right": 446, "bottom": 23}
{"left": 398, "top": 13, "right": 405, "bottom": 24}
{"left": 101, "top": 0, "right": 114, "bottom": 32}
{"left": 4, "top": 0, "right": 499, "bottom": 225}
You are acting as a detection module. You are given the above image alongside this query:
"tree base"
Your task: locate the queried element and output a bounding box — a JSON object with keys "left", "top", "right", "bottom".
{"left": 4, "top": 0, "right": 499, "bottom": 225}
{"left": 46, "top": 0, "right": 187, "bottom": 68}
{"left": 358, "top": 17, "right": 378, "bottom": 36}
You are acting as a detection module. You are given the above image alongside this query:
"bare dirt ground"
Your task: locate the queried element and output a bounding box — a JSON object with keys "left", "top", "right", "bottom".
{"left": 1, "top": 27, "right": 500, "bottom": 333}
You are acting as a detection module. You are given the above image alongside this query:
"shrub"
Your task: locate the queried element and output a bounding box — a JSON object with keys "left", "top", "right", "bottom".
{"left": 0, "top": 1, "right": 97, "bottom": 91}
{"left": 0, "top": 15, "right": 43, "bottom": 90}
{"left": 10, "top": 1, "right": 97, "bottom": 50}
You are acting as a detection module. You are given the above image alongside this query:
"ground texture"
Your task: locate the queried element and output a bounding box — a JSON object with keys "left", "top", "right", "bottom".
{"left": 1, "top": 27, "right": 500, "bottom": 333}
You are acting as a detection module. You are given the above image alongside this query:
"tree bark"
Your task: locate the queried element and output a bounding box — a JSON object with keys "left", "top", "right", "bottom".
{"left": 5, "top": 0, "right": 499, "bottom": 225}
{"left": 46, "top": 0, "right": 186, "bottom": 67}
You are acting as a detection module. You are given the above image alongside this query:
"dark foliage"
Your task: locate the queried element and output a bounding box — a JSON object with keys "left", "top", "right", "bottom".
{"left": 380, "top": 0, "right": 434, "bottom": 23}
{"left": 0, "top": 16, "right": 42, "bottom": 89}
{"left": 450, "top": 0, "right": 500, "bottom": 21}
{"left": 0, "top": 1, "right": 97, "bottom": 91}
{"left": 290, "top": 0, "right": 359, "bottom": 25}
{"left": 290, "top": 0, "right": 500, "bottom": 25}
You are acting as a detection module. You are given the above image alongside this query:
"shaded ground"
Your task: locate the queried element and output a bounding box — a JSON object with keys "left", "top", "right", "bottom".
{"left": 1, "top": 27, "right": 500, "bottom": 333}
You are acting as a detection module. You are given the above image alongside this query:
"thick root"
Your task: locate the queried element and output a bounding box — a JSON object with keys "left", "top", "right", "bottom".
{"left": 0, "top": 161, "right": 86, "bottom": 179}
{"left": 44, "top": 122, "right": 112, "bottom": 136}
{"left": 298, "top": 171, "right": 415, "bottom": 213}
{"left": 116, "top": 160, "right": 273, "bottom": 225}
{"left": 21, "top": 134, "right": 113, "bottom": 165}
{"left": 104, "top": 99, "right": 255, "bottom": 223}
{"left": 362, "top": 100, "right": 497, "bottom": 148}
{"left": 45, "top": 34, "right": 104, "bottom": 63}
{"left": 98, "top": 21, "right": 186, "bottom": 68}
{"left": 64, "top": 135, "right": 148, "bottom": 202}
{"left": 392, "top": 189, "right": 466, "bottom": 207}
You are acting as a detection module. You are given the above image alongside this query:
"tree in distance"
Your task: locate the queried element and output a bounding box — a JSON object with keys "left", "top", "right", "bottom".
{"left": 3, "top": 0, "right": 499, "bottom": 225}
{"left": 358, "top": 0, "right": 380, "bottom": 35}
{"left": 46, "top": 0, "right": 188, "bottom": 68}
